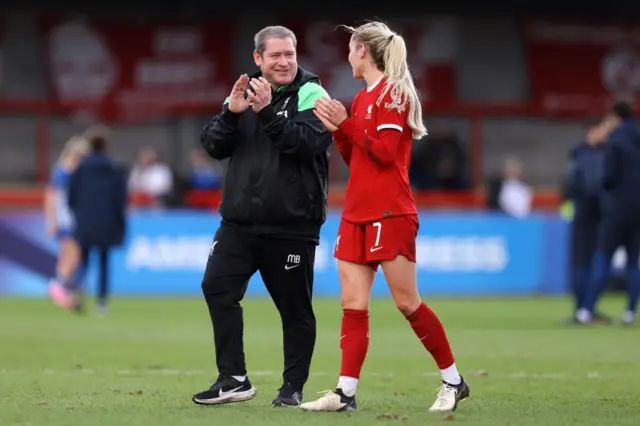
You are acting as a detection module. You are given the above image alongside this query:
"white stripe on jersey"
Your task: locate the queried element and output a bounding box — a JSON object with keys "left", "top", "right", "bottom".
{"left": 377, "top": 123, "right": 403, "bottom": 132}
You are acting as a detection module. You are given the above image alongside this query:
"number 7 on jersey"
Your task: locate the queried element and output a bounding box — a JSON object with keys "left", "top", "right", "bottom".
{"left": 372, "top": 221, "right": 382, "bottom": 248}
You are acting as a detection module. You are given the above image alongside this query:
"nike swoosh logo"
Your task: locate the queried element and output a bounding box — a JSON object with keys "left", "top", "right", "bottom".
{"left": 370, "top": 246, "right": 383, "bottom": 252}
{"left": 284, "top": 264, "right": 300, "bottom": 270}
{"left": 219, "top": 386, "right": 242, "bottom": 399}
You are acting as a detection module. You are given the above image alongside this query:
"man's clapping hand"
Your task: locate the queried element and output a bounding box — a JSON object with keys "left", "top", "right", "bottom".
{"left": 247, "top": 77, "right": 273, "bottom": 113}
{"left": 228, "top": 74, "right": 251, "bottom": 114}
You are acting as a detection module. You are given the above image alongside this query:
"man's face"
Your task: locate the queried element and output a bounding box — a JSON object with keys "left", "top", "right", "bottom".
{"left": 254, "top": 37, "right": 297, "bottom": 88}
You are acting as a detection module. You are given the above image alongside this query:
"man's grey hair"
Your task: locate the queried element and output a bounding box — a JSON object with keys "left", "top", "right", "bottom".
{"left": 254, "top": 26, "right": 297, "bottom": 55}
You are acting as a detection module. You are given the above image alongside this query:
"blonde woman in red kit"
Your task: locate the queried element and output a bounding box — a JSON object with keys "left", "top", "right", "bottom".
{"left": 301, "top": 21, "right": 470, "bottom": 413}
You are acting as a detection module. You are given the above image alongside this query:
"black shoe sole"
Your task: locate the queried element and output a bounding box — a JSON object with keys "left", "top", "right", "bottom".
{"left": 192, "top": 396, "right": 255, "bottom": 406}
{"left": 272, "top": 401, "right": 299, "bottom": 408}
{"left": 336, "top": 404, "right": 357, "bottom": 412}
{"left": 272, "top": 396, "right": 302, "bottom": 408}
{"left": 192, "top": 389, "right": 257, "bottom": 406}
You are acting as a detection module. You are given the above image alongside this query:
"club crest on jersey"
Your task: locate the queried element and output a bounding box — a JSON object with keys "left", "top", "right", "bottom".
{"left": 365, "top": 104, "right": 373, "bottom": 119}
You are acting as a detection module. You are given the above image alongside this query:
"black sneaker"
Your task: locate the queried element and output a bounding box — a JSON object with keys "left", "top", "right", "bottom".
{"left": 272, "top": 382, "right": 303, "bottom": 407}
{"left": 192, "top": 375, "right": 257, "bottom": 405}
{"left": 299, "top": 388, "right": 357, "bottom": 412}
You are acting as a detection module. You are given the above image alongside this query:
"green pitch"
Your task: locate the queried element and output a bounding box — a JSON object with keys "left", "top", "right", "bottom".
{"left": 1, "top": 296, "right": 639, "bottom": 425}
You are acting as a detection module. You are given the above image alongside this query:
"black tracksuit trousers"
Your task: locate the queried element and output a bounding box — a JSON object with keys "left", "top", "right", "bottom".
{"left": 201, "top": 222, "right": 317, "bottom": 390}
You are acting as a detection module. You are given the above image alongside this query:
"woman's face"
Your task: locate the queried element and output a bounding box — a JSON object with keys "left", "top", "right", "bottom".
{"left": 348, "top": 38, "right": 366, "bottom": 80}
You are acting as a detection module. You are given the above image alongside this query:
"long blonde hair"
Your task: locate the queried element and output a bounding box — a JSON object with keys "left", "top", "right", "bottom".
{"left": 58, "top": 136, "right": 89, "bottom": 166}
{"left": 343, "top": 22, "right": 427, "bottom": 139}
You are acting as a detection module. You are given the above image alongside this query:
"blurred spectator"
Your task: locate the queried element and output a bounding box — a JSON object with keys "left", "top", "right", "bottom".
{"left": 409, "top": 122, "right": 467, "bottom": 190}
{"left": 188, "top": 147, "right": 224, "bottom": 190}
{"left": 128, "top": 146, "right": 174, "bottom": 206}
{"left": 487, "top": 156, "right": 532, "bottom": 218}
{"left": 44, "top": 135, "right": 88, "bottom": 308}
{"left": 60, "top": 126, "right": 127, "bottom": 313}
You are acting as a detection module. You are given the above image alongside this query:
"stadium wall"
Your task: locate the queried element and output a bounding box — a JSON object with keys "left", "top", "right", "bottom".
{"left": 0, "top": 210, "right": 573, "bottom": 297}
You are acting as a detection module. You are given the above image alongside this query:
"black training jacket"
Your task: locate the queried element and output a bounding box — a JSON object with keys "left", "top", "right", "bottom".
{"left": 201, "top": 67, "right": 332, "bottom": 243}
{"left": 602, "top": 119, "right": 640, "bottom": 215}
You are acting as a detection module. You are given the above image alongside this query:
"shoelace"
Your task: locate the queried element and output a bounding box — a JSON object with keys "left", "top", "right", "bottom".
{"left": 211, "top": 375, "right": 233, "bottom": 391}
{"left": 433, "top": 385, "right": 456, "bottom": 408}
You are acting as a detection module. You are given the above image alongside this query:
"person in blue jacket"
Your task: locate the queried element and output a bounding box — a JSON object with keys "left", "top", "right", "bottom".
{"left": 563, "top": 119, "right": 611, "bottom": 324}
{"left": 48, "top": 127, "right": 128, "bottom": 314}
{"left": 578, "top": 102, "right": 640, "bottom": 325}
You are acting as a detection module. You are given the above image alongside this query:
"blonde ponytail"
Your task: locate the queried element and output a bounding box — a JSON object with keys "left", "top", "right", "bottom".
{"left": 343, "top": 22, "right": 428, "bottom": 139}
{"left": 379, "top": 35, "right": 427, "bottom": 139}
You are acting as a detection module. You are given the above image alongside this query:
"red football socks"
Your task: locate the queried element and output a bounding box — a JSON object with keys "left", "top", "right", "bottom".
{"left": 406, "top": 302, "right": 455, "bottom": 369}
{"left": 339, "top": 309, "right": 370, "bottom": 379}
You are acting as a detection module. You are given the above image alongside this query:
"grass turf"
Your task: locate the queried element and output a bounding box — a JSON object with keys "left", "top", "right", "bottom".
{"left": 1, "top": 296, "right": 639, "bottom": 425}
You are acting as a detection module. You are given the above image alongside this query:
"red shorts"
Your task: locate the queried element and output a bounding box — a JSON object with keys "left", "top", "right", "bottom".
{"left": 334, "top": 215, "right": 419, "bottom": 270}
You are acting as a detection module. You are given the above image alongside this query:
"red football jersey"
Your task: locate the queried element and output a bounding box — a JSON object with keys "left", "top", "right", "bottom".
{"left": 334, "top": 77, "right": 417, "bottom": 223}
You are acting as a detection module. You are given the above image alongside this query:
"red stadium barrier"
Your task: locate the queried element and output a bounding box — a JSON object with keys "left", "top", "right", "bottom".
{"left": 184, "top": 189, "right": 223, "bottom": 209}
{"left": 0, "top": 96, "right": 587, "bottom": 207}
{"left": 0, "top": 97, "right": 600, "bottom": 189}
{"left": 0, "top": 187, "right": 562, "bottom": 210}
{"left": 0, "top": 187, "right": 44, "bottom": 209}
{"left": 328, "top": 189, "right": 561, "bottom": 209}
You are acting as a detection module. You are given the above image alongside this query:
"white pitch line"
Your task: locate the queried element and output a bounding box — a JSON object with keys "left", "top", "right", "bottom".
{"left": 0, "top": 369, "right": 636, "bottom": 380}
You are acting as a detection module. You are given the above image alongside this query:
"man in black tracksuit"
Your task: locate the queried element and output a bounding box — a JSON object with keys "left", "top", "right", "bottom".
{"left": 192, "top": 26, "right": 332, "bottom": 408}
{"left": 578, "top": 102, "right": 640, "bottom": 325}
{"left": 563, "top": 121, "right": 607, "bottom": 323}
